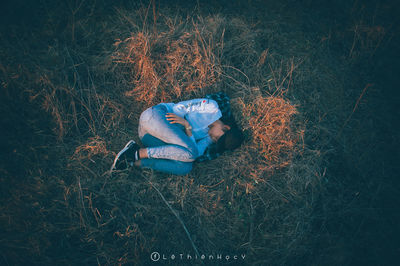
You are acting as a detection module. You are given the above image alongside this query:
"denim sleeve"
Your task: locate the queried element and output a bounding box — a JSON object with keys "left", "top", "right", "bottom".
{"left": 195, "top": 135, "right": 213, "bottom": 157}
{"left": 172, "top": 98, "right": 216, "bottom": 115}
{"left": 188, "top": 134, "right": 196, "bottom": 146}
{"left": 187, "top": 134, "right": 211, "bottom": 158}
{"left": 173, "top": 98, "right": 222, "bottom": 129}
{"left": 172, "top": 99, "right": 203, "bottom": 117}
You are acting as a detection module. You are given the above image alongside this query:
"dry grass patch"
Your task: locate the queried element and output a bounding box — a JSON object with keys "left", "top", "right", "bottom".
{"left": 0, "top": 4, "right": 323, "bottom": 265}
{"left": 111, "top": 17, "right": 223, "bottom": 106}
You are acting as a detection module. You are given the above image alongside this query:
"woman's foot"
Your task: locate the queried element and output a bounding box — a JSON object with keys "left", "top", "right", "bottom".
{"left": 111, "top": 140, "right": 141, "bottom": 170}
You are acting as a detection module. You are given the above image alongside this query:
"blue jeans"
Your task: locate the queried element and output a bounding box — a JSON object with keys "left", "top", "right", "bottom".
{"left": 137, "top": 104, "right": 197, "bottom": 175}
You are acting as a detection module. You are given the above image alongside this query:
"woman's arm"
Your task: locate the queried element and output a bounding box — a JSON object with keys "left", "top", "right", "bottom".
{"left": 166, "top": 112, "right": 193, "bottom": 136}
{"left": 196, "top": 135, "right": 213, "bottom": 156}
{"left": 184, "top": 122, "right": 193, "bottom": 137}
{"left": 165, "top": 113, "right": 205, "bottom": 155}
{"left": 174, "top": 99, "right": 222, "bottom": 130}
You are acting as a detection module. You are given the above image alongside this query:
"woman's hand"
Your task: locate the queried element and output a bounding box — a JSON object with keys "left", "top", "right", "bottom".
{"left": 165, "top": 113, "right": 189, "bottom": 127}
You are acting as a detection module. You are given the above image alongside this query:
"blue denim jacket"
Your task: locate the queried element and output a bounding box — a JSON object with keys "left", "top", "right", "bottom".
{"left": 195, "top": 91, "right": 233, "bottom": 162}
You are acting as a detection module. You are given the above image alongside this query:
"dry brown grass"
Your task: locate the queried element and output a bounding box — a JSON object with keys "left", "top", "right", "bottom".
{"left": 240, "top": 93, "right": 300, "bottom": 171}
{"left": 71, "top": 136, "right": 109, "bottom": 161}
{"left": 101, "top": 9, "right": 306, "bottom": 264}
{"left": 111, "top": 18, "right": 222, "bottom": 106}
{"left": 80, "top": 9, "right": 306, "bottom": 264}
{"left": 28, "top": 69, "right": 124, "bottom": 142}
{"left": 2, "top": 1, "right": 375, "bottom": 265}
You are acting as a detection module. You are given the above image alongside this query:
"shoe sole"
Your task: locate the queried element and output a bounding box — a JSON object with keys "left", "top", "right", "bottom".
{"left": 111, "top": 140, "right": 136, "bottom": 171}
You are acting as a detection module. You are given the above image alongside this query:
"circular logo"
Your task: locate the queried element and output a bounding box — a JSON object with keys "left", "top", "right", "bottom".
{"left": 150, "top": 252, "right": 160, "bottom": 262}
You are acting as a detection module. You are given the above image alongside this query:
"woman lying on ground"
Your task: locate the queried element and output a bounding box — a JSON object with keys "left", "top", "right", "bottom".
{"left": 111, "top": 91, "right": 244, "bottom": 175}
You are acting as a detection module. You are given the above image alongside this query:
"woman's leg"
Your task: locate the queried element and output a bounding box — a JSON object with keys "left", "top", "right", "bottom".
{"left": 137, "top": 133, "right": 193, "bottom": 175}
{"left": 140, "top": 133, "right": 167, "bottom": 147}
{"left": 137, "top": 104, "right": 198, "bottom": 162}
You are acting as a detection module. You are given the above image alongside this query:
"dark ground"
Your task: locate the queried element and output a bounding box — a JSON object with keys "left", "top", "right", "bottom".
{"left": 1, "top": 0, "right": 399, "bottom": 265}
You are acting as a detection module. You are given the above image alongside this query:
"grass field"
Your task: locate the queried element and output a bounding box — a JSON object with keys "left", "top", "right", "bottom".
{"left": 1, "top": 0, "right": 399, "bottom": 265}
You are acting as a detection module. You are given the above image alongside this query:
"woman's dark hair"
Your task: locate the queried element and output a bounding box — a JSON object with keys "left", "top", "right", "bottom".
{"left": 216, "top": 124, "right": 244, "bottom": 153}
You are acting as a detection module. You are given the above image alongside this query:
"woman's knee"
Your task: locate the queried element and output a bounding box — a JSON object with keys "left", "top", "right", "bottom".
{"left": 139, "top": 107, "right": 154, "bottom": 124}
{"left": 138, "top": 107, "right": 156, "bottom": 138}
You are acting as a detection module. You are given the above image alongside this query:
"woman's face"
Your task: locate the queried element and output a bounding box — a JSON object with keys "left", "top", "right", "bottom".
{"left": 208, "top": 120, "right": 230, "bottom": 143}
